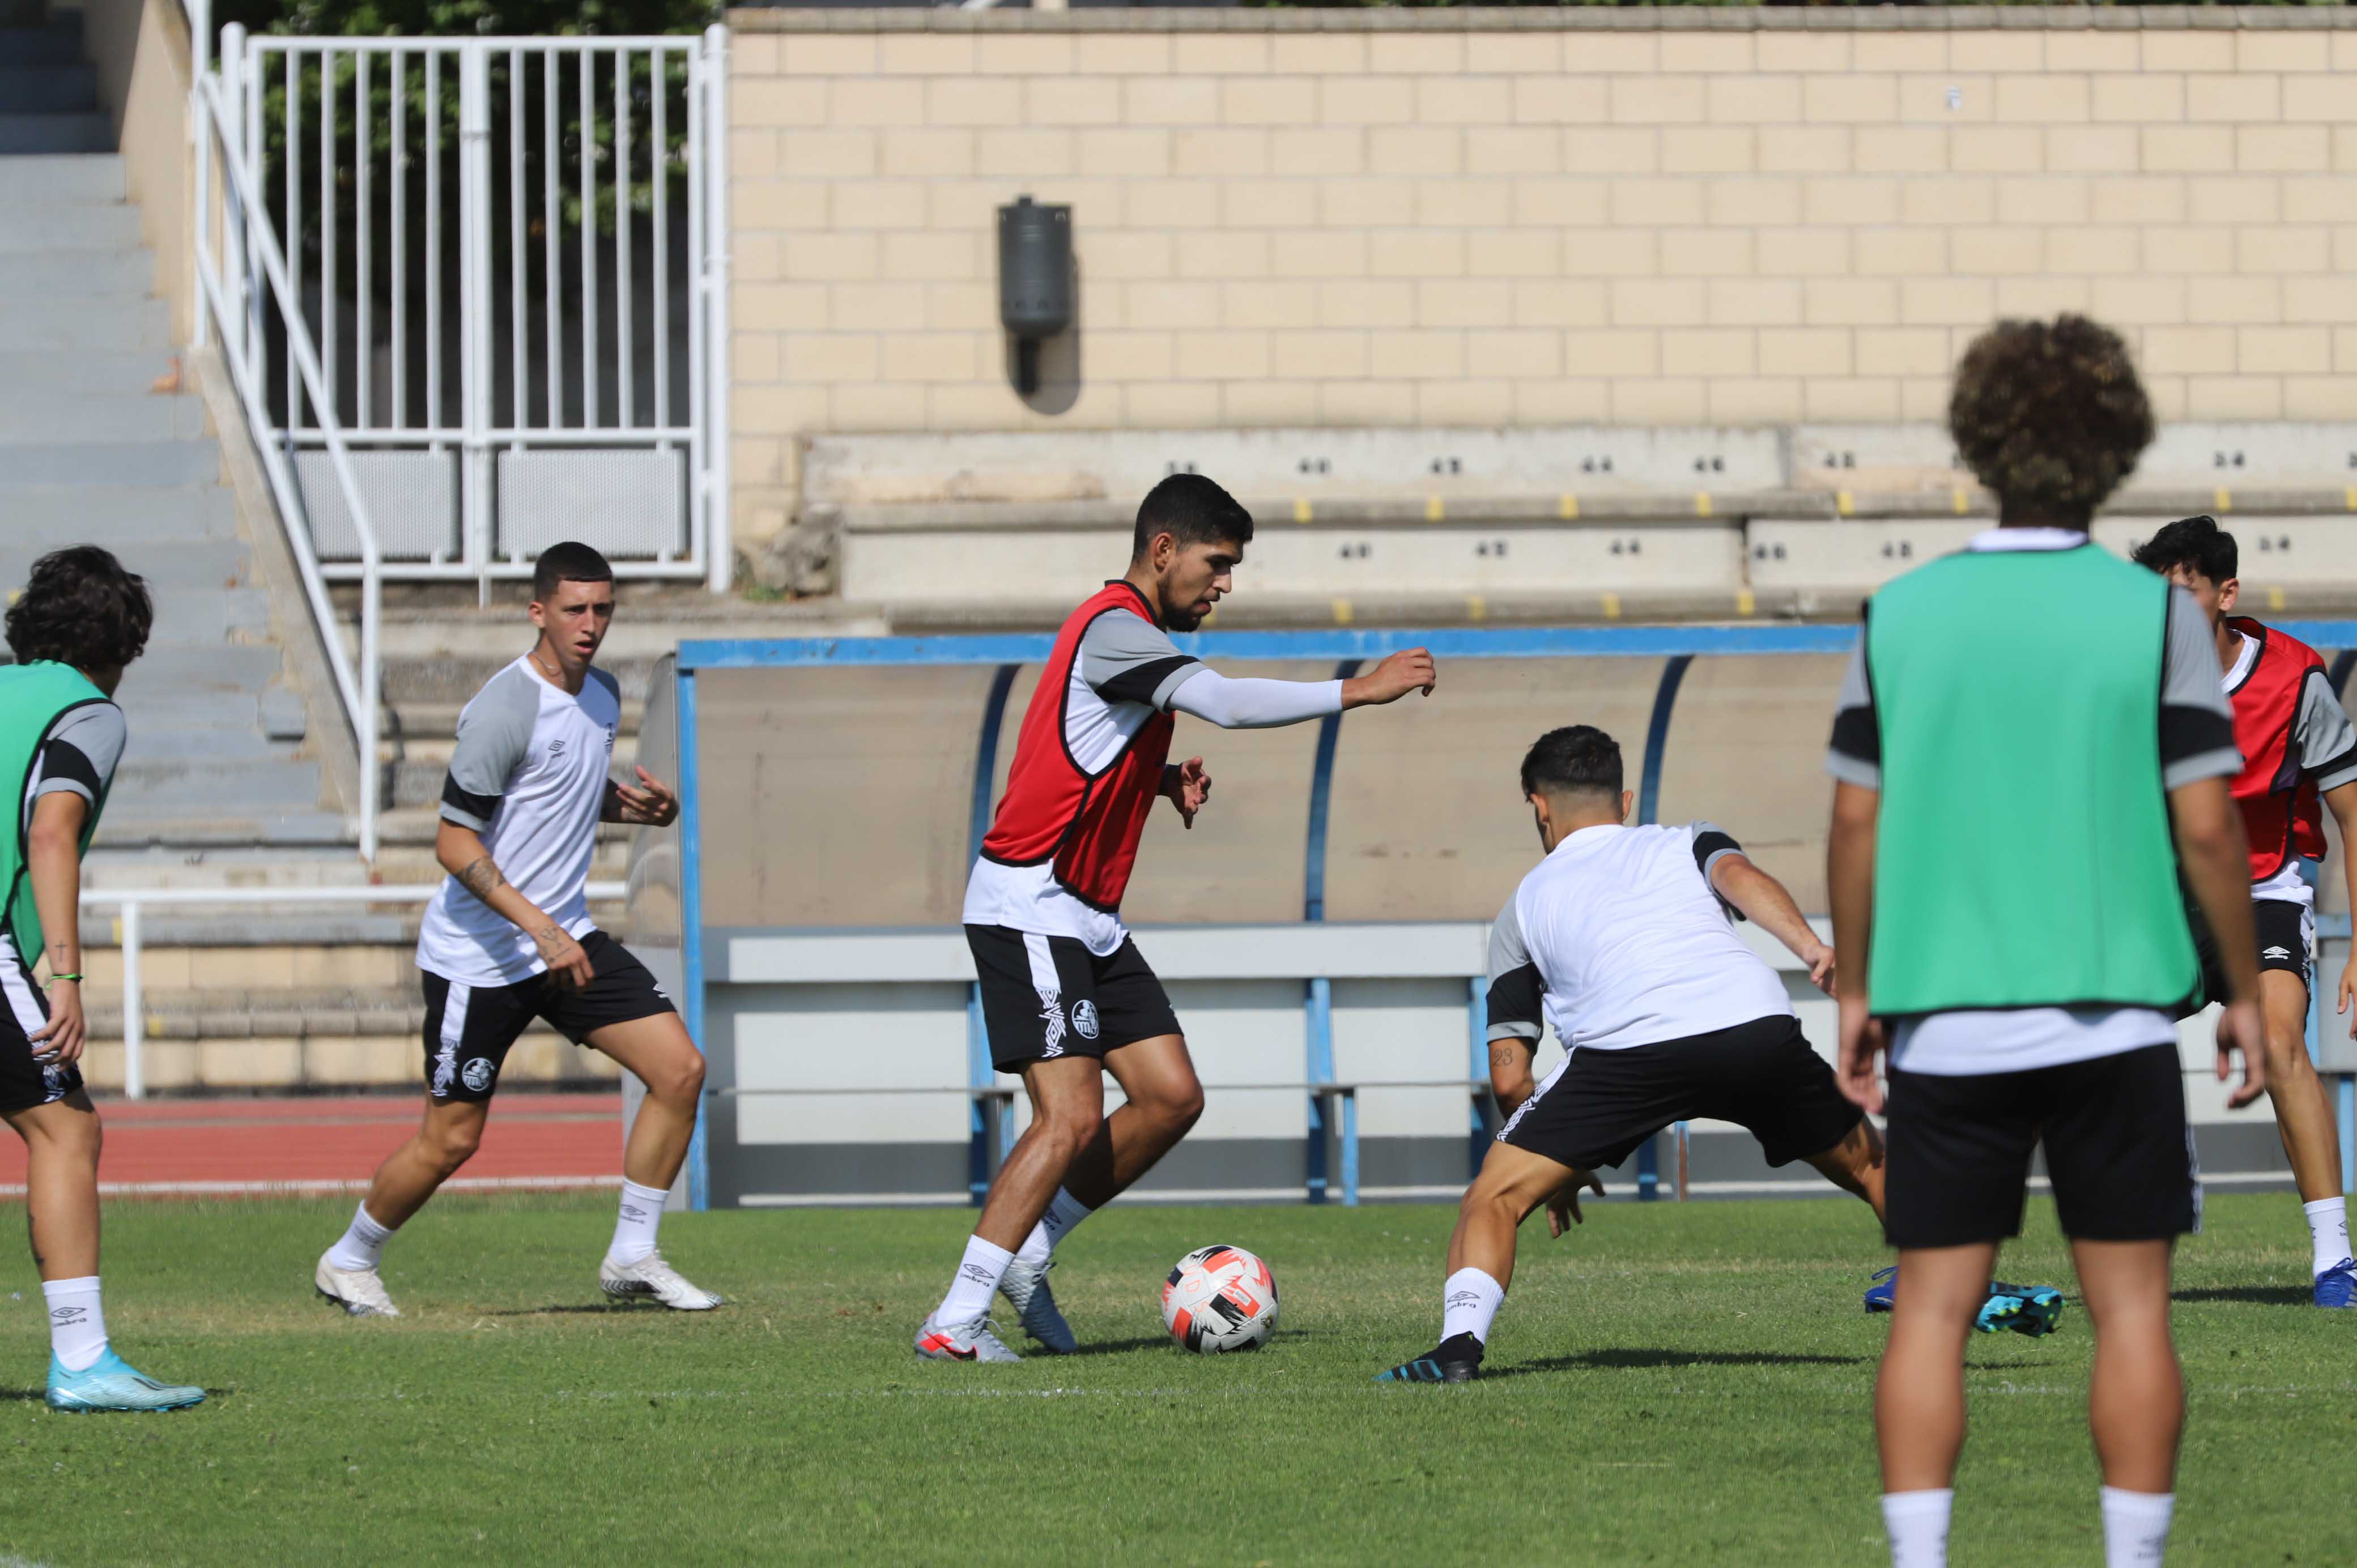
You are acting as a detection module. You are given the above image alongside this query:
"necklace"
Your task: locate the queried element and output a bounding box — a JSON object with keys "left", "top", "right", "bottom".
{"left": 529, "top": 647, "right": 565, "bottom": 685}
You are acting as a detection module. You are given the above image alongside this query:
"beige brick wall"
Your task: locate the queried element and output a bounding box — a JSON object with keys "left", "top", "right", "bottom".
{"left": 727, "top": 10, "right": 2357, "bottom": 539}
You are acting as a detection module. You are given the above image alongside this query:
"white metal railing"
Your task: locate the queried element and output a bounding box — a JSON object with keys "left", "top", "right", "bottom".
{"left": 191, "top": 16, "right": 385, "bottom": 864}
{"left": 200, "top": 24, "right": 730, "bottom": 591}
{"left": 80, "top": 881, "right": 628, "bottom": 1100}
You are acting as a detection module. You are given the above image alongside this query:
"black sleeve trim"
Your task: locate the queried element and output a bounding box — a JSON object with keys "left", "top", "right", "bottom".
{"left": 1485, "top": 963, "right": 1543, "bottom": 1038}
{"left": 1095, "top": 653, "right": 1198, "bottom": 708}
{"left": 34, "top": 739, "right": 101, "bottom": 797}
{"left": 441, "top": 773, "right": 502, "bottom": 822}
{"left": 2159, "top": 704, "right": 2237, "bottom": 768}
{"left": 1691, "top": 829, "right": 1741, "bottom": 873}
{"left": 1830, "top": 705, "right": 1879, "bottom": 766}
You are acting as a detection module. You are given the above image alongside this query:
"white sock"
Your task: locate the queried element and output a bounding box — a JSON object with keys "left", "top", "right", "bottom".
{"left": 605, "top": 1180, "right": 669, "bottom": 1267}
{"left": 43, "top": 1276, "right": 107, "bottom": 1374}
{"left": 2304, "top": 1196, "right": 2350, "bottom": 1277}
{"left": 2101, "top": 1488, "right": 2174, "bottom": 1567}
{"left": 936, "top": 1235, "right": 1014, "bottom": 1327}
{"left": 325, "top": 1201, "right": 395, "bottom": 1272}
{"left": 1440, "top": 1267, "right": 1505, "bottom": 1346}
{"left": 1014, "top": 1188, "right": 1095, "bottom": 1269}
{"left": 1882, "top": 1489, "right": 1952, "bottom": 1568}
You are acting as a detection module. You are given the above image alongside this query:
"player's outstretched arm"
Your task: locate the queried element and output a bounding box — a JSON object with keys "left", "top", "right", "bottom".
{"left": 2325, "top": 779, "right": 2357, "bottom": 1035}
{"left": 1163, "top": 648, "right": 1436, "bottom": 731}
{"left": 435, "top": 820, "right": 595, "bottom": 989}
{"left": 2170, "top": 774, "right": 2267, "bottom": 1107}
{"left": 603, "top": 766, "right": 679, "bottom": 826}
{"left": 1708, "top": 852, "right": 1836, "bottom": 994}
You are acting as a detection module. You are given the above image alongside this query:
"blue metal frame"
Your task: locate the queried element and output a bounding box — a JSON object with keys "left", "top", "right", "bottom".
{"left": 676, "top": 620, "right": 2357, "bottom": 1208}
{"left": 677, "top": 668, "right": 709, "bottom": 1211}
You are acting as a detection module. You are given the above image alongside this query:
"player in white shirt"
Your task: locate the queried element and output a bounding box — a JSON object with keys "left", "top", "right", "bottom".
{"left": 1377, "top": 726, "right": 2056, "bottom": 1384}
{"left": 314, "top": 544, "right": 720, "bottom": 1317}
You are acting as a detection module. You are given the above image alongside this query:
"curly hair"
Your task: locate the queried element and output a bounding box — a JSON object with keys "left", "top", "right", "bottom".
{"left": 1947, "top": 314, "right": 2154, "bottom": 525}
{"left": 5, "top": 546, "right": 153, "bottom": 673}
{"left": 2131, "top": 514, "right": 2237, "bottom": 586}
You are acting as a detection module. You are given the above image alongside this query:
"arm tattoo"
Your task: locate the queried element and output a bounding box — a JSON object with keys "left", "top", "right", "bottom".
{"left": 1488, "top": 1042, "right": 1524, "bottom": 1069}
{"left": 457, "top": 855, "right": 506, "bottom": 902}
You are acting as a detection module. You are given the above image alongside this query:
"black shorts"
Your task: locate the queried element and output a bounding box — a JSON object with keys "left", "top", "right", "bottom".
{"left": 967, "top": 925, "right": 1181, "bottom": 1073}
{"left": 1495, "top": 1014, "right": 1862, "bottom": 1173}
{"left": 1883, "top": 1043, "right": 2197, "bottom": 1250}
{"left": 422, "top": 930, "right": 674, "bottom": 1103}
{"left": 2185, "top": 896, "right": 2312, "bottom": 1017}
{"left": 0, "top": 948, "right": 81, "bottom": 1115}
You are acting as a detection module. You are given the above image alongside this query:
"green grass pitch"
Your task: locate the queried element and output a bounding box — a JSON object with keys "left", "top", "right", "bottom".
{"left": 0, "top": 1191, "right": 2347, "bottom": 1566}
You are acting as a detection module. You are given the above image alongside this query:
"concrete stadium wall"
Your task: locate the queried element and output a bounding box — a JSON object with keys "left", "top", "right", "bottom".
{"left": 725, "top": 6, "right": 2357, "bottom": 556}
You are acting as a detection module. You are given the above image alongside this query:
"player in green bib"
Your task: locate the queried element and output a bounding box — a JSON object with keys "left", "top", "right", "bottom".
{"left": 1, "top": 548, "right": 203, "bottom": 1412}
{"left": 1826, "top": 318, "right": 2266, "bottom": 1568}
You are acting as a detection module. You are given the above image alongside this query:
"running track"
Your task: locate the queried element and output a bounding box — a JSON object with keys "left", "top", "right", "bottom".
{"left": 0, "top": 1094, "right": 623, "bottom": 1196}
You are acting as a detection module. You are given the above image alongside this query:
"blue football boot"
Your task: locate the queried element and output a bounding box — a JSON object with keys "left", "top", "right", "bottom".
{"left": 1375, "top": 1333, "right": 1483, "bottom": 1384}
{"left": 2316, "top": 1258, "right": 2357, "bottom": 1309}
{"left": 1864, "top": 1265, "right": 1897, "bottom": 1313}
{"left": 46, "top": 1348, "right": 205, "bottom": 1413}
{"left": 1865, "top": 1267, "right": 2064, "bottom": 1336}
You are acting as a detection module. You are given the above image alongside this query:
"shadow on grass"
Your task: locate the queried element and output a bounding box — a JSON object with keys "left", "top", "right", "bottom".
{"left": 1492, "top": 1347, "right": 1870, "bottom": 1378}
{"left": 483, "top": 1303, "right": 653, "bottom": 1318}
{"left": 1071, "top": 1336, "right": 1172, "bottom": 1356}
{"left": 2173, "top": 1284, "right": 2310, "bottom": 1306}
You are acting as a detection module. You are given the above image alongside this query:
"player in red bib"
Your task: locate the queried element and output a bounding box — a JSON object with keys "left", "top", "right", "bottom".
{"left": 917, "top": 475, "right": 1437, "bottom": 1361}
{"left": 2136, "top": 516, "right": 2357, "bottom": 1308}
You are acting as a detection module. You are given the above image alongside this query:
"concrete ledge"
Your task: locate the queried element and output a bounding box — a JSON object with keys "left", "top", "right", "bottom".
{"left": 729, "top": 5, "right": 2357, "bottom": 33}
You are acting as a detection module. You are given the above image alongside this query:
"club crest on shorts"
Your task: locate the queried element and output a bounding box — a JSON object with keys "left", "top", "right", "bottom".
{"left": 462, "top": 1058, "right": 496, "bottom": 1093}
{"left": 1070, "top": 999, "right": 1100, "bottom": 1040}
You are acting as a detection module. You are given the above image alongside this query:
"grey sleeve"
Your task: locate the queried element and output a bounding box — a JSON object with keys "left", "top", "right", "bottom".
{"left": 1484, "top": 894, "right": 1543, "bottom": 1042}
{"left": 28, "top": 704, "right": 127, "bottom": 818}
{"left": 1079, "top": 610, "right": 1202, "bottom": 711}
{"left": 2159, "top": 586, "right": 2241, "bottom": 791}
{"left": 440, "top": 667, "right": 539, "bottom": 831}
{"left": 2295, "top": 668, "right": 2357, "bottom": 792}
{"left": 1824, "top": 641, "right": 1881, "bottom": 789}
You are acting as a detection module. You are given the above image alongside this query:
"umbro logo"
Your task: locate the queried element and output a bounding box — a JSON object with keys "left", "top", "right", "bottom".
{"left": 548, "top": 738, "right": 567, "bottom": 756}
{"left": 2264, "top": 946, "right": 2294, "bottom": 961}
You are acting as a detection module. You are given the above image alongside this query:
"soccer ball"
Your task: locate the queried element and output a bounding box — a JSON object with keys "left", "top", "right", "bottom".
{"left": 1161, "top": 1244, "right": 1278, "bottom": 1353}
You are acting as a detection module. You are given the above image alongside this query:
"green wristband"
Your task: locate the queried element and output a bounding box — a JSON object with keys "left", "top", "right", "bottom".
{"left": 46, "top": 973, "right": 82, "bottom": 985}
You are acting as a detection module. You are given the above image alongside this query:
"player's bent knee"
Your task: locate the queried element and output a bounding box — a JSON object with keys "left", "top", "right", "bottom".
{"left": 648, "top": 1048, "right": 707, "bottom": 1108}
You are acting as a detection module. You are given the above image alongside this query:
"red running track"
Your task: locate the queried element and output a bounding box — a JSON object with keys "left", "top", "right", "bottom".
{"left": 0, "top": 1094, "right": 624, "bottom": 1195}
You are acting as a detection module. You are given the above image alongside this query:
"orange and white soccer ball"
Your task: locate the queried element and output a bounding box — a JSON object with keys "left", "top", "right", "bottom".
{"left": 1161, "top": 1244, "right": 1279, "bottom": 1353}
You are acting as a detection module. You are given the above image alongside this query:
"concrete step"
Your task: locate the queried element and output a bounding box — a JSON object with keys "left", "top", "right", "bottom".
{"left": 92, "top": 810, "right": 355, "bottom": 851}
{"left": 0, "top": 64, "right": 97, "bottom": 114}
{"left": 0, "top": 438, "right": 216, "bottom": 487}
{"left": 131, "top": 587, "right": 271, "bottom": 644}
{"left": 0, "top": 293, "right": 165, "bottom": 349}
{"left": 0, "top": 247, "right": 154, "bottom": 297}
{"left": 3, "top": 485, "right": 236, "bottom": 535}
{"left": 0, "top": 538, "right": 247, "bottom": 591}
{"left": 0, "top": 23, "right": 84, "bottom": 67}
{"left": 110, "top": 755, "right": 324, "bottom": 809}
{"left": 0, "top": 152, "right": 122, "bottom": 202}
{"left": 0, "top": 346, "right": 184, "bottom": 389}
{"left": 0, "top": 391, "right": 207, "bottom": 443}
{"left": 0, "top": 112, "right": 112, "bottom": 154}
{"left": 116, "top": 642, "right": 283, "bottom": 691}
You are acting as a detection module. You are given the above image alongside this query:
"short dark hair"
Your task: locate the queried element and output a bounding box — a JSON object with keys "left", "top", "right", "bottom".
{"left": 1520, "top": 725, "right": 1622, "bottom": 801}
{"left": 1133, "top": 474, "right": 1254, "bottom": 561}
{"left": 532, "top": 541, "right": 614, "bottom": 601}
{"left": 5, "top": 546, "right": 153, "bottom": 673}
{"left": 2131, "top": 514, "right": 2237, "bottom": 586}
{"left": 1947, "top": 314, "right": 2154, "bottom": 525}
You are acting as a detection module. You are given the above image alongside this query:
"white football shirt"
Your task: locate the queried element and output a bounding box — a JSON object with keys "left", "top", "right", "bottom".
{"left": 416, "top": 657, "right": 620, "bottom": 986}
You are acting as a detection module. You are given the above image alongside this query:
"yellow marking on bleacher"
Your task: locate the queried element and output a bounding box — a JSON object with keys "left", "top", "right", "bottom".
{"left": 1737, "top": 588, "right": 1756, "bottom": 616}
{"left": 2347, "top": 484, "right": 2357, "bottom": 513}
{"left": 1426, "top": 496, "right": 1446, "bottom": 522}
{"left": 1602, "top": 591, "right": 1622, "bottom": 620}
{"left": 1332, "top": 598, "right": 1354, "bottom": 625}
{"left": 2214, "top": 487, "right": 2232, "bottom": 513}
{"left": 1466, "top": 595, "right": 1488, "bottom": 623}
{"left": 1559, "top": 493, "right": 1580, "bottom": 521}
{"left": 1952, "top": 487, "right": 1969, "bottom": 515}
{"left": 1836, "top": 490, "right": 1855, "bottom": 517}
{"left": 1694, "top": 492, "right": 1713, "bottom": 518}
{"left": 110, "top": 917, "right": 122, "bottom": 945}
{"left": 1293, "top": 498, "right": 1313, "bottom": 524}
{"left": 2269, "top": 586, "right": 2286, "bottom": 611}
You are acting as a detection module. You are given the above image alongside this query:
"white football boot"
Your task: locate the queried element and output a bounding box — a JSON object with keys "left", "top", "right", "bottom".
{"left": 913, "top": 1313, "right": 1021, "bottom": 1362}
{"left": 315, "top": 1252, "right": 402, "bottom": 1318}
{"left": 996, "top": 1257, "right": 1077, "bottom": 1354}
{"left": 599, "top": 1251, "right": 724, "bottom": 1310}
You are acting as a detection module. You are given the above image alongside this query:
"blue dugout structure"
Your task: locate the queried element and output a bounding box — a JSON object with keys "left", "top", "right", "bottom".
{"left": 629, "top": 623, "right": 2357, "bottom": 1211}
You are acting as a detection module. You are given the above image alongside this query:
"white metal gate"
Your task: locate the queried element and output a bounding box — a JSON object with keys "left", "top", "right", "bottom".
{"left": 208, "top": 29, "right": 731, "bottom": 592}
